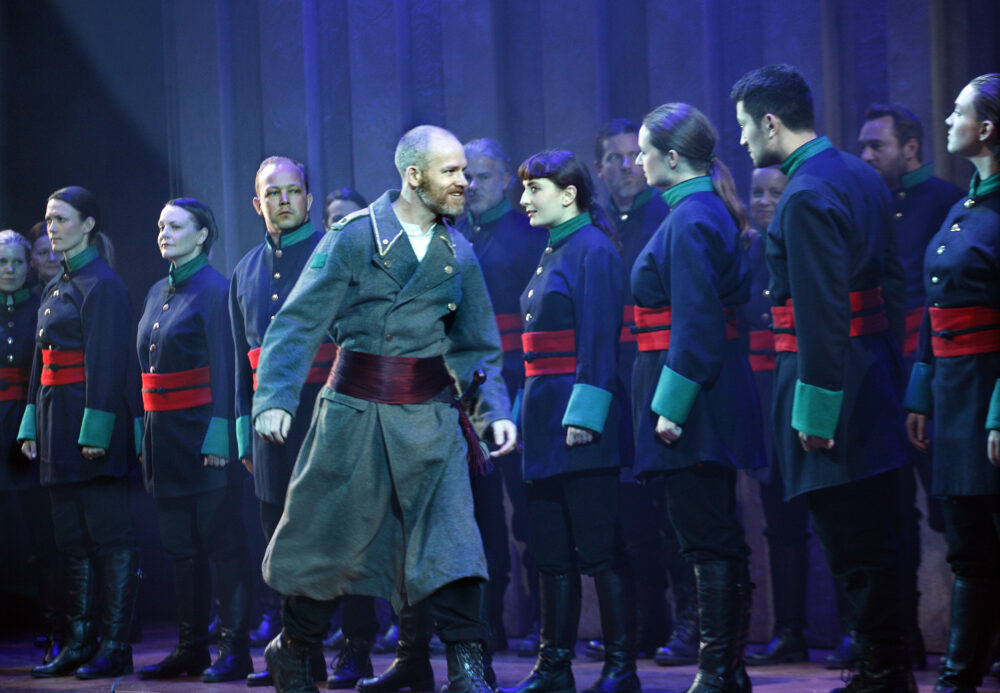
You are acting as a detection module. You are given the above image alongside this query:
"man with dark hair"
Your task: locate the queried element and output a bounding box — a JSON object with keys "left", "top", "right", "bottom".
{"left": 731, "top": 64, "right": 914, "bottom": 693}
{"left": 588, "top": 119, "right": 698, "bottom": 668}
{"left": 252, "top": 125, "right": 516, "bottom": 693}
{"left": 854, "top": 103, "right": 964, "bottom": 671}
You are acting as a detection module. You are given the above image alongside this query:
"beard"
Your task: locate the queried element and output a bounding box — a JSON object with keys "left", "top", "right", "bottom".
{"left": 417, "top": 178, "right": 465, "bottom": 217}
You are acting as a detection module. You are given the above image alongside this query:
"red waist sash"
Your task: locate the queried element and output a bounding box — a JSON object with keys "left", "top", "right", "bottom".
{"left": 495, "top": 313, "right": 523, "bottom": 353}
{"left": 749, "top": 330, "right": 776, "bottom": 372}
{"left": 41, "top": 349, "right": 85, "bottom": 386}
{"left": 522, "top": 330, "right": 576, "bottom": 376}
{"left": 248, "top": 342, "right": 339, "bottom": 390}
{"left": 903, "top": 307, "right": 922, "bottom": 356}
{"left": 620, "top": 305, "right": 637, "bottom": 344}
{"left": 631, "top": 305, "right": 739, "bottom": 352}
{"left": 0, "top": 367, "right": 28, "bottom": 401}
{"left": 771, "top": 287, "right": 888, "bottom": 353}
{"left": 141, "top": 366, "right": 212, "bottom": 411}
{"left": 929, "top": 305, "right": 1000, "bottom": 357}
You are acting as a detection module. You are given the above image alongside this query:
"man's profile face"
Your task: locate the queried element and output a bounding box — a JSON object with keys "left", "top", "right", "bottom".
{"left": 595, "top": 132, "right": 646, "bottom": 204}
{"left": 736, "top": 101, "right": 780, "bottom": 168}
{"left": 464, "top": 156, "right": 509, "bottom": 217}
{"left": 416, "top": 136, "right": 468, "bottom": 218}
{"left": 254, "top": 162, "right": 312, "bottom": 234}
{"left": 859, "top": 116, "right": 907, "bottom": 188}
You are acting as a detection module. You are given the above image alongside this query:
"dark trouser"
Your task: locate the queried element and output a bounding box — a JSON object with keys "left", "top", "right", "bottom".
{"left": 661, "top": 463, "right": 750, "bottom": 565}
{"left": 805, "top": 469, "right": 904, "bottom": 644}
{"left": 524, "top": 468, "right": 623, "bottom": 574}
{"left": 895, "top": 466, "right": 922, "bottom": 637}
{"left": 49, "top": 476, "right": 135, "bottom": 557}
{"left": 260, "top": 498, "right": 283, "bottom": 542}
{"left": 942, "top": 494, "right": 1000, "bottom": 580}
{"left": 758, "top": 461, "right": 810, "bottom": 631}
{"left": 472, "top": 466, "right": 511, "bottom": 633}
{"left": 282, "top": 578, "right": 487, "bottom": 645}
{"left": 156, "top": 483, "right": 248, "bottom": 563}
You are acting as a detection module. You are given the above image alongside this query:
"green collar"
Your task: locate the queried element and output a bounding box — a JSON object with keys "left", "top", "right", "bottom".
{"left": 780, "top": 136, "right": 833, "bottom": 177}
{"left": 900, "top": 163, "right": 934, "bottom": 190}
{"left": 470, "top": 199, "right": 511, "bottom": 226}
{"left": 548, "top": 212, "right": 592, "bottom": 246}
{"left": 62, "top": 245, "right": 99, "bottom": 274}
{"left": 661, "top": 176, "right": 714, "bottom": 208}
{"left": 610, "top": 187, "right": 656, "bottom": 215}
{"left": 970, "top": 171, "right": 1000, "bottom": 199}
{"left": 2, "top": 287, "right": 32, "bottom": 306}
{"left": 268, "top": 220, "right": 315, "bottom": 249}
{"left": 168, "top": 253, "right": 209, "bottom": 287}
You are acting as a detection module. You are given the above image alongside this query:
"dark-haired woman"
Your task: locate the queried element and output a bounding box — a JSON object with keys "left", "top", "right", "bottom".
{"left": 135, "top": 198, "right": 253, "bottom": 683}
{"left": 324, "top": 187, "right": 368, "bottom": 229}
{"left": 27, "top": 221, "right": 61, "bottom": 295}
{"left": 504, "top": 150, "right": 636, "bottom": 693}
{"left": 18, "top": 186, "right": 139, "bottom": 679}
{"left": 904, "top": 73, "right": 1000, "bottom": 693}
{"left": 631, "top": 104, "right": 763, "bottom": 693}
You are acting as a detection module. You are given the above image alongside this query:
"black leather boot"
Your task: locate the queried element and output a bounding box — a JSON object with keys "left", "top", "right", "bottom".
{"left": 35, "top": 552, "right": 64, "bottom": 664}
{"left": 830, "top": 636, "right": 916, "bottom": 693}
{"left": 76, "top": 548, "right": 140, "bottom": 679}
{"left": 267, "top": 630, "right": 321, "bottom": 693}
{"left": 31, "top": 555, "right": 98, "bottom": 678}
{"left": 748, "top": 542, "right": 807, "bottom": 666}
{"left": 485, "top": 571, "right": 510, "bottom": 653}
{"left": 501, "top": 572, "right": 580, "bottom": 693}
{"left": 202, "top": 556, "right": 254, "bottom": 682}
{"left": 683, "top": 561, "right": 750, "bottom": 693}
{"left": 935, "top": 577, "right": 997, "bottom": 693}
{"left": 583, "top": 570, "right": 641, "bottom": 693}
{"left": 138, "top": 556, "right": 211, "bottom": 679}
{"left": 445, "top": 640, "right": 497, "bottom": 693}
{"left": 327, "top": 637, "right": 374, "bottom": 688}
{"left": 358, "top": 601, "right": 435, "bottom": 693}
{"left": 654, "top": 578, "right": 699, "bottom": 666}
{"left": 252, "top": 586, "right": 283, "bottom": 647}
{"left": 248, "top": 642, "right": 326, "bottom": 687}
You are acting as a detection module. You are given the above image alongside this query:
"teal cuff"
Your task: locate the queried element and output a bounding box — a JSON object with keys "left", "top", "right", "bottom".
{"left": 236, "top": 415, "right": 252, "bottom": 459}
{"left": 78, "top": 408, "right": 116, "bottom": 449}
{"left": 791, "top": 380, "right": 843, "bottom": 440}
{"left": 561, "top": 383, "right": 613, "bottom": 434}
{"left": 650, "top": 366, "right": 701, "bottom": 425}
{"left": 17, "top": 403, "right": 36, "bottom": 442}
{"left": 986, "top": 380, "right": 1000, "bottom": 431}
{"left": 134, "top": 417, "right": 144, "bottom": 457}
{"left": 903, "top": 362, "right": 934, "bottom": 416}
{"left": 201, "top": 417, "right": 231, "bottom": 458}
{"left": 511, "top": 389, "right": 522, "bottom": 428}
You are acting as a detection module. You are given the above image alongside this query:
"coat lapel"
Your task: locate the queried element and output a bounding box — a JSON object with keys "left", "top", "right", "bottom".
{"left": 370, "top": 192, "right": 419, "bottom": 287}
{"left": 394, "top": 226, "right": 458, "bottom": 306}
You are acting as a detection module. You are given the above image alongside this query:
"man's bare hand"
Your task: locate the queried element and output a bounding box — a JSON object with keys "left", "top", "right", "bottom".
{"left": 905, "top": 412, "right": 930, "bottom": 452}
{"left": 241, "top": 455, "right": 253, "bottom": 474}
{"left": 989, "top": 430, "right": 1000, "bottom": 467}
{"left": 656, "top": 416, "right": 682, "bottom": 444}
{"left": 798, "top": 431, "right": 834, "bottom": 452}
{"left": 489, "top": 419, "right": 518, "bottom": 457}
{"left": 255, "top": 409, "right": 292, "bottom": 444}
{"left": 81, "top": 446, "right": 106, "bottom": 460}
{"left": 566, "top": 426, "right": 595, "bottom": 447}
{"left": 204, "top": 455, "right": 228, "bottom": 468}
{"left": 21, "top": 440, "right": 36, "bottom": 460}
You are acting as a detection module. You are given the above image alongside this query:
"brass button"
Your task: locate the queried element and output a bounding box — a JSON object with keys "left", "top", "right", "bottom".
{"left": 43, "top": 308, "right": 50, "bottom": 316}
{"left": 447, "top": 302, "right": 457, "bottom": 311}
{"left": 525, "top": 313, "right": 532, "bottom": 322}
{"left": 763, "top": 289, "right": 771, "bottom": 296}
{"left": 62, "top": 274, "right": 69, "bottom": 281}
{"left": 153, "top": 322, "right": 159, "bottom": 330}
{"left": 270, "top": 315, "right": 275, "bottom": 322}
{"left": 149, "top": 366, "right": 155, "bottom": 373}
{"left": 274, "top": 272, "right": 281, "bottom": 279}
{"left": 931, "top": 276, "right": 940, "bottom": 284}
{"left": 444, "top": 265, "right": 453, "bottom": 274}
{"left": 951, "top": 223, "right": 961, "bottom": 232}
{"left": 162, "top": 304, "right": 169, "bottom": 311}
{"left": 6, "top": 336, "right": 12, "bottom": 344}
{"left": 937, "top": 245, "right": 946, "bottom": 255}
{"left": 6, "top": 354, "right": 12, "bottom": 362}
{"left": 382, "top": 238, "right": 389, "bottom": 245}
{"left": 473, "top": 225, "right": 481, "bottom": 232}
{"left": 275, "top": 249, "right": 283, "bottom": 258}
{"left": 761, "top": 312, "right": 769, "bottom": 321}
{"left": 535, "top": 267, "right": 543, "bottom": 275}
{"left": 545, "top": 247, "right": 552, "bottom": 254}
{"left": 53, "top": 290, "right": 59, "bottom": 296}
{"left": 964, "top": 198, "right": 975, "bottom": 208}
{"left": 384, "top": 260, "right": 392, "bottom": 268}
{"left": 149, "top": 344, "right": 157, "bottom": 352}
{"left": 386, "top": 333, "right": 393, "bottom": 341}
{"left": 528, "top": 289, "right": 534, "bottom": 298}
{"left": 896, "top": 191, "right": 906, "bottom": 200}
{"left": 933, "top": 302, "right": 940, "bottom": 307}
{"left": 894, "top": 211, "right": 903, "bottom": 219}
{"left": 38, "top": 328, "right": 44, "bottom": 336}
{"left": 271, "top": 293, "right": 279, "bottom": 302}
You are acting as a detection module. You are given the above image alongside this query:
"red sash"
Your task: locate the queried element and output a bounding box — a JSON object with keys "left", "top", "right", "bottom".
{"left": 40, "top": 349, "right": 85, "bottom": 386}
{"left": 632, "top": 306, "right": 739, "bottom": 352}
{"left": 522, "top": 330, "right": 576, "bottom": 376}
{"left": 0, "top": 367, "right": 28, "bottom": 401}
{"left": 771, "top": 287, "right": 888, "bottom": 353}
{"left": 495, "top": 313, "right": 523, "bottom": 353}
{"left": 620, "top": 305, "right": 637, "bottom": 344}
{"left": 749, "top": 330, "right": 776, "bottom": 372}
{"left": 248, "top": 342, "right": 339, "bottom": 390}
{"left": 141, "top": 367, "right": 212, "bottom": 411}
{"left": 929, "top": 305, "right": 1000, "bottom": 357}
{"left": 903, "top": 307, "right": 922, "bottom": 356}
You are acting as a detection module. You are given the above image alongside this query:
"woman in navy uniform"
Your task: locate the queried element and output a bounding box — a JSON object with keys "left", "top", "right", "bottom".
{"left": 135, "top": 198, "right": 253, "bottom": 683}
{"left": 504, "top": 150, "right": 635, "bottom": 693}
{"left": 18, "top": 186, "right": 139, "bottom": 680}
{"left": 631, "top": 104, "right": 763, "bottom": 693}
{"left": 904, "top": 73, "right": 1000, "bottom": 693}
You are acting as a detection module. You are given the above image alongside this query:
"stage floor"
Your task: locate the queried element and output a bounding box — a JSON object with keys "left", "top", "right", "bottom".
{"left": 1, "top": 627, "right": 996, "bottom": 693}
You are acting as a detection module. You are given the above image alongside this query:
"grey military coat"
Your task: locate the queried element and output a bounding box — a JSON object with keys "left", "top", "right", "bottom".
{"left": 252, "top": 191, "right": 511, "bottom": 608}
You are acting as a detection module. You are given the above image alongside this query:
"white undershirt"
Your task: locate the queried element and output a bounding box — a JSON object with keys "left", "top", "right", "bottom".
{"left": 398, "top": 220, "right": 435, "bottom": 261}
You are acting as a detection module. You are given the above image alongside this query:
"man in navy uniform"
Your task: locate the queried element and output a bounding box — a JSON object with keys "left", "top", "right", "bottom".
{"left": 732, "top": 65, "right": 914, "bottom": 693}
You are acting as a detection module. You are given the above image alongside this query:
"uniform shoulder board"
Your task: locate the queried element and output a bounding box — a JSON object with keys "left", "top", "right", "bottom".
{"left": 328, "top": 206, "right": 371, "bottom": 232}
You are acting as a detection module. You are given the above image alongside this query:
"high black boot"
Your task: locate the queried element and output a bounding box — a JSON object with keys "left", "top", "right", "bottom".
{"left": 501, "top": 572, "right": 580, "bottom": 693}
{"left": 31, "top": 555, "right": 99, "bottom": 677}
{"left": 582, "top": 570, "right": 641, "bottom": 693}
{"left": 138, "top": 556, "right": 212, "bottom": 679}
{"left": 684, "top": 561, "right": 750, "bottom": 693}
{"left": 248, "top": 642, "right": 327, "bottom": 687}
{"left": 202, "top": 556, "right": 254, "bottom": 682}
{"left": 485, "top": 571, "right": 510, "bottom": 652}
{"left": 76, "top": 548, "right": 140, "bottom": 679}
{"left": 654, "top": 578, "right": 699, "bottom": 666}
{"left": 445, "top": 640, "right": 497, "bottom": 693}
{"left": 826, "top": 579, "right": 856, "bottom": 670}
{"left": 328, "top": 637, "right": 375, "bottom": 689}
{"left": 935, "top": 577, "right": 998, "bottom": 693}
{"left": 267, "top": 630, "right": 321, "bottom": 693}
{"left": 747, "top": 543, "right": 807, "bottom": 666}
{"left": 358, "top": 602, "right": 435, "bottom": 693}
{"left": 830, "top": 636, "right": 916, "bottom": 693}
{"left": 36, "top": 552, "right": 65, "bottom": 664}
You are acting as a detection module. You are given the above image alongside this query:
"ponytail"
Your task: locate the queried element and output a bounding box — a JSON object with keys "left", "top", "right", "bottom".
{"left": 707, "top": 158, "right": 749, "bottom": 233}
{"left": 587, "top": 200, "right": 623, "bottom": 256}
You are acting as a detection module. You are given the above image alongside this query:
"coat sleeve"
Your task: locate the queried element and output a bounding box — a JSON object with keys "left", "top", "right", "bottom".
{"left": 562, "top": 241, "right": 625, "bottom": 434}
{"left": 229, "top": 271, "right": 254, "bottom": 459}
{"left": 251, "top": 231, "right": 349, "bottom": 422}
{"left": 202, "top": 283, "right": 237, "bottom": 458}
{"left": 78, "top": 278, "right": 132, "bottom": 449}
{"left": 903, "top": 306, "right": 934, "bottom": 416}
{"left": 651, "top": 214, "right": 728, "bottom": 425}
{"left": 16, "top": 342, "right": 41, "bottom": 443}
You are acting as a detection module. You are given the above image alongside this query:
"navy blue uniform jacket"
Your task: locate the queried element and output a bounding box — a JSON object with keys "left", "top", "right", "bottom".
{"left": 0, "top": 288, "right": 39, "bottom": 490}
{"left": 768, "top": 138, "right": 908, "bottom": 499}
{"left": 630, "top": 178, "right": 763, "bottom": 475}
{"left": 138, "top": 255, "right": 239, "bottom": 498}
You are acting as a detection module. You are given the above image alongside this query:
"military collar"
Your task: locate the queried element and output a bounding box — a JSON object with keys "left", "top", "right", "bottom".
{"left": 610, "top": 187, "right": 655, "bottom": 217}
{"left": 168, "top": 253, "right": 209, "bottom": 288}
{"left": 548, "top": 212, "right": 591, "bottom": 246}
{"left": 780, "top": 136, "right": 833, "bottom": 177}
{"left": 267, "top": 220, "right": 315, "bottom": 250}
{"left": 661, "top": 176, "right": 714, "bottom": 209}
{"left": 371, "top": 190, "right": 455, "bottom": 258}
{"left": 470, "top": 199, "right": 511, "bottom": 226}
{"left": 969, "top": 171, "right": 1000, "bottom": 200}
{"left": 900, "top": 163, "right": 934, "bottom": 190}
{"left": 2, "top": 287, "right": 32, "bottom": 307}
{"left": 62, "top": 245, "right": 99, "bottom": 274}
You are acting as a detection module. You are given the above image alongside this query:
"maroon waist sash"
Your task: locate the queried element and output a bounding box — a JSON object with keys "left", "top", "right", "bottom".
{"left": 325, "top": 349, "right": 491, "bottom": 476}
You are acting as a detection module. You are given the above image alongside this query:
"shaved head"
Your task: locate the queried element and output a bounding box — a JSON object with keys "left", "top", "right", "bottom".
{"left": 395, "top": 125, "right": 462, "bottom": 177}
